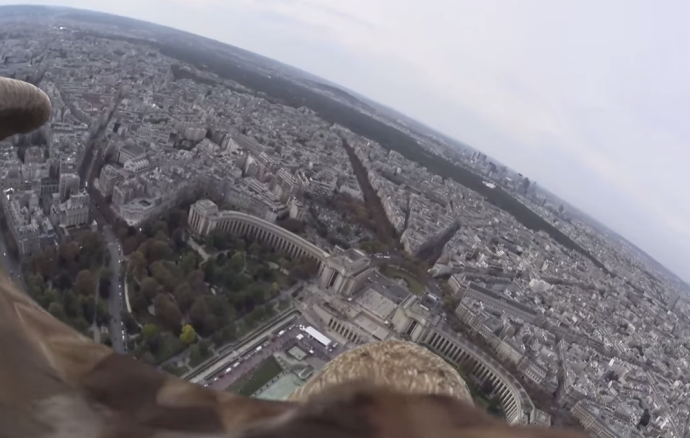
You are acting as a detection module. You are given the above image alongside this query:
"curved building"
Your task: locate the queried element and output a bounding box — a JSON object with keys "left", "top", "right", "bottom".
{"left": 421, "top": 327, "right": 535, "bottom": 425}
{"left": 188, "top": 199, "right": 329, "bottom": 268}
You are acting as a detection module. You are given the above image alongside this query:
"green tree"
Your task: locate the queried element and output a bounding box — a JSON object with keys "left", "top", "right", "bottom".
{"left": 26, "top": 273, "right": 45, "bottom": 298}
{"left": 96, "top": 301, "right": 110, "bottom": 326}
{"left": 153, "top": 220, "right": 169, "bottom": 237}
{"left": 202, "top": 314, "right": 218, "bottom": 335}
{"left": 141, "top": 323, "right": 161, "bottom": 351}
{"left": 167, "top": 209, "right": 188, "bottom": 230}
{"left": 148, "top": 240, "right": 173, "bottom": 263}
{"left": 249, "top": 306, "right": 266, "bottom": 322}
{"left": 63, "top": 290, "right": 83, "bottom": 319}
{"left": 187, "top": 269, "right": 205, "bottom": 286}
{"left": 173, "top": 283, "right": 195, "bottom": 313}
{"left": 235, "top": 238, "right": 246, "bottom": 252}
{"left": 215, "top": 252, "right": 227, "bottom": 266}
{"left": 38, "top": 287, "right": 59, "bottom": 310}
{"left": 211, "top": 324, "right": 235, "bottom": 347}
{"left": 153, "top": 293, "right": 182, "bottom": 332}
{"left": 142, "top": 323, "right": 160, "bottom": 339}
{"left": 248, "top": 242, "right": 261, "bottom": 258}
{"left": 140, "top": 276, "right": 159, "bottom": 301}
{"left": 189, "top": 296, "right": 209, "bottom": 329}
{"left": 443, "top": 295, "right": 459, "bottom": 312}
{"left": 179, "top": 324, "right": 197, "bottom": 344}
{"left": 203, "top": 261, "right": 216, "bottom": 281}
{"left": 189, "top": 343, "right": 202, "bottom": 364}
{"left": 171, "top": 227, "right": 186, "bottom": 251}
{"left": 100, "top": 268, "right": 112, "bottom": 280}
{"left": 70, "top": 316, "right": 90, "bottom": 333}
{"left": 229, "top": 251, "right": 244, "bottom": 271}
{"left": 123, "top": 312, "right": 140, "bottom": 333}
{"left": 129, "top": 251, "right": 147, "bottom": 278}
{"left": 256, "top": 265, "right": 274, "bottom": 282}
{"left": 129, "top": 288, "right": 147, "bottom": 313}
{"left": 198, "top": 339, "right": 210, "bottom": 357}
{"left": 74, "top": 269, "right": 96, "bottom": 296}
{"left": 187, "top": 269, "right": 209, "bottom": 295}
{"left": 80, "top": 295, "right": 96, "bottom": 322}
{"left": 207, "top": 295, "right": 234, "bottom": 326}
{"left": 150, "top": 262, "right": 177, "bottom": 293}
{"left": 48, "top": 302, "right": 66, "bottom": 321}
{"left": 99, "top": 275, "right": 111, "bottom": 298}
{"left": 289, "top": 258, "right": 319, "bottom": 281}
{"left": 179, "top": 252, "right": 197, "bottom": 275}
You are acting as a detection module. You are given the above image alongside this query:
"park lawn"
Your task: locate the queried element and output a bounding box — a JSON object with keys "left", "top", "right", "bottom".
{"left": 381, "top": 266, "right": 425, "bottom": 294}
{"left": 229, "top": 357, "right": 283, "bottom": 397}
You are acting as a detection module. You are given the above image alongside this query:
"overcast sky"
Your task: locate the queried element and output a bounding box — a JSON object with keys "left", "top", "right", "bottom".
{"left": 3, "top": 0, "right": 690, "bottom": 281}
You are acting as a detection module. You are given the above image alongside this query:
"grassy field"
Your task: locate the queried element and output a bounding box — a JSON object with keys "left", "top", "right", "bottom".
{"left": 229, "top": 357, "right": 283, "bottom": 397}
{"left": 381, "top": 266, "right": 425, "bottom": 294}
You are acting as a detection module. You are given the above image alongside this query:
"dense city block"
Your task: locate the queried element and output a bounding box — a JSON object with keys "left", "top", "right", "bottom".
{"left": 1, "top": 7, "right": 688, "bottom": 438}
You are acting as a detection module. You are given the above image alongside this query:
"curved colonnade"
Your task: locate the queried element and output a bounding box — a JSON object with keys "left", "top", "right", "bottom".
{"left": 189, "top": 207, "right": 329, "bottom": 269}
{"left": 422, "top": 328, "right": 534, "bottom": 425}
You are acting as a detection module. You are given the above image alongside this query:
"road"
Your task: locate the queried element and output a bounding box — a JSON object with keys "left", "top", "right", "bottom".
{"left": 190, "top": 312, "right": 300, "bottom": 383}
{"left": 103, "top": 224, "right": 127, "bottom": 354}
{"left": 208, "top": 322, "right": 342, "bottom": 392}
{"left": 80, "top": 115, "right": 128, "bottom": 354}
{"left": 426, "top": 279, "right": 445, "bottom": 297}
{"left": 0, "top": 227, "right": 25, "bottom": 290}
{"left": 646, "top": 370, "right": 679, "bottom": 437}
{"left": 209, "top": 327, "right": 302, "bottom": 391}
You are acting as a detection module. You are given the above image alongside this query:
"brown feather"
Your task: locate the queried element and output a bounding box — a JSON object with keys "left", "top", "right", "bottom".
{"left": 0, "top": 77, "right": 52, "bottom": 140}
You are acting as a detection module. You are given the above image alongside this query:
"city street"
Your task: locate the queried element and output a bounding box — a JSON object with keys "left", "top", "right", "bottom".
{"left": 205, "top": 322, "right": 304, "bottom": 389}
{"left": 208, "top": 323, "right": 342, "bottom": 391}
{"left": 103, "top": 224, "right": 127, "bottom": 354}
{"left": 0, "top": 227, "right": 25, "bottom": 291}
{"left": 209, "top": 335, "right": 297, "bottom": 391}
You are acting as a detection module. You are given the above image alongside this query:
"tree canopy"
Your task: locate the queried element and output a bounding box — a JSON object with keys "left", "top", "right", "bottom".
{"left": 179, "top": 324, "right": 197, "bottom": 344}
{"left": 22, "top": 231, "right": 108, "bottom": 334}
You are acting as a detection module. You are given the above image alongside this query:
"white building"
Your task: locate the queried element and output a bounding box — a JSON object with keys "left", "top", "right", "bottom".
{"left": 51, "top": 191, "right": 90, "bottom": 228}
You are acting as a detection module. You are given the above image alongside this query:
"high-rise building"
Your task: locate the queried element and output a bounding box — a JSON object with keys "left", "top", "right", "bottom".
{"left": 58, "top": 173, "right": 80, "bottom": 202}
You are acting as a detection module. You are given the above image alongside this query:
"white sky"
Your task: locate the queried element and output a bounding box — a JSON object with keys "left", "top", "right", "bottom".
{"left": 3, "top": 0, "right": 690, "bottom": 281}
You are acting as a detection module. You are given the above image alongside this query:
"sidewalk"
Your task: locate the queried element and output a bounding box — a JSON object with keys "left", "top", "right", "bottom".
{"left": 187, "top": 238, "right": 211, "bottom": 262}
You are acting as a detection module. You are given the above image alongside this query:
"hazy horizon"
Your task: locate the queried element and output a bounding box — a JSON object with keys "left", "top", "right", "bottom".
{"left": 2, "top": 0, "right": 690, "bottom": 283}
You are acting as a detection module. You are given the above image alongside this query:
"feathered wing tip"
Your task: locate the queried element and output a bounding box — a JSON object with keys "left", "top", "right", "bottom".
{"left": 0, "top": 269, "right": 296, "bottom": 438}
{"left": 288, "top": 340, "right": 474, "bottom": 403}
{"left": 0, "top": 77, "right": 52, "bottom": 141}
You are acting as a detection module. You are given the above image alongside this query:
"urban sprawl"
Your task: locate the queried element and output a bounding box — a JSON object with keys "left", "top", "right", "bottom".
{"left": 1, "top": 11, "right": 689, "bottom": 438}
